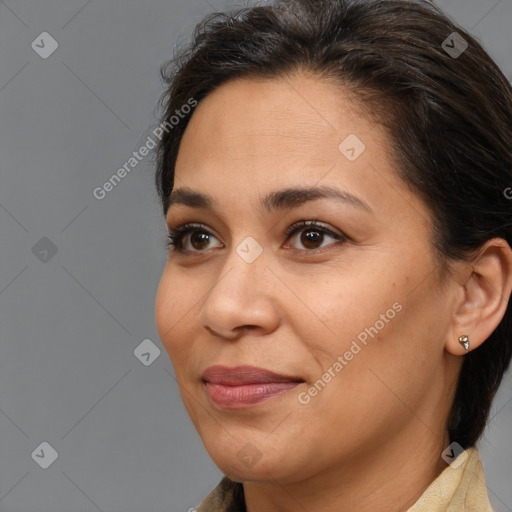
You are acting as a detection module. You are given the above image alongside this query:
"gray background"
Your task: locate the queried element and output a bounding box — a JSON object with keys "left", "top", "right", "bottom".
{"left": 0, "top": 0, "right": 511, "bottom": 510}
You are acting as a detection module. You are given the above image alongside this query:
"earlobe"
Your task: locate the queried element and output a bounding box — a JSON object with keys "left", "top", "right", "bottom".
{"left": 445, "top": 238, "right": 512, "bottom": 356}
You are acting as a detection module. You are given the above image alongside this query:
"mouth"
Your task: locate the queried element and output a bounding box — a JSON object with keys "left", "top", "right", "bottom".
{"left": 201, "top": 365, "right": 305, "bottom": 410}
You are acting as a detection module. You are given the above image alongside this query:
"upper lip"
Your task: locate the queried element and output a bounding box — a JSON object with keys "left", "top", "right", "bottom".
{"left": 202, "top": 365, "right": 304, "bottom": 385}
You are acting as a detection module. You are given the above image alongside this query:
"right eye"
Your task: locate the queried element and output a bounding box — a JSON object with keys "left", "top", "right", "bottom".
{"left": 166, "top": 223, "right": 223, "bottom": 253}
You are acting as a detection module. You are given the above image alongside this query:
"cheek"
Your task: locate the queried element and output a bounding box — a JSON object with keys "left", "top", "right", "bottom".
{"left": 155, "top": 272, "right": 205, "bottom": 421}
{"left": 295, "top": 265, "right": 437, "bottom": 401}
{"left": 154, "top": 270, "right": 199, "bottom": 361}
{"left": 294, "top": 306, "right": 430, "bottom": 451}
{"left": 292, "top": 268, "right": 401, "bottom": 354}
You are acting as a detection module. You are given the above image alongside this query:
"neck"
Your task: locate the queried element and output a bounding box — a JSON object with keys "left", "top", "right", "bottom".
{"left": 242, "top": 425, "right": 451, "bottom": 512}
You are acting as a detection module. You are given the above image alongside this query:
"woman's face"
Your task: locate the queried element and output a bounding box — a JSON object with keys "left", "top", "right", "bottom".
{"left": 155, "top": 73, "right": 460, "bottom": 484}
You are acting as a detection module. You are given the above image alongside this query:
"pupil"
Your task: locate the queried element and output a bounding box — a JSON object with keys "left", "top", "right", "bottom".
{"left": 302, "top": 230, "right": 321, "bottom": 248}
{"left": 192, "top": 232, "right": 209, "bottom": 249}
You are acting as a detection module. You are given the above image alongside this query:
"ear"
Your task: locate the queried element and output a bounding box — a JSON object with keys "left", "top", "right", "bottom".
{"left": 445, "top": 238, "right": 512, "bottom": 356}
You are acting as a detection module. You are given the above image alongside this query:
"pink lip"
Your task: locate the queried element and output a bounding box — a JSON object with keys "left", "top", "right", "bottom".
{"left": 202, "top": 365, "right": 304, "bottom": 410}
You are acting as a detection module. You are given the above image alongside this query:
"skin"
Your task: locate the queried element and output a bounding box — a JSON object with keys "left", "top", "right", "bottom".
{"left": 154, "top": 72, "right": 512, "bottom": 512}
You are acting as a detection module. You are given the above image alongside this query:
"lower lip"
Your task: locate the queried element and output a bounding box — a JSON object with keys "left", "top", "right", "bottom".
{"left": 204, "top": 381, "right": 301, "bottom": 409}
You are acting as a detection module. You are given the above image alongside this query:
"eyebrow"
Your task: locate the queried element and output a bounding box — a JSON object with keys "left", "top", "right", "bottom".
{"left": 167, "top": 185, "right": 372, "bottom": 215}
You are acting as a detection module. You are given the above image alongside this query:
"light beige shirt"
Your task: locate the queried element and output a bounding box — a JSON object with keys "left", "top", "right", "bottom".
{"left": 196, "top": 447, "right": 493, "bottom": 511}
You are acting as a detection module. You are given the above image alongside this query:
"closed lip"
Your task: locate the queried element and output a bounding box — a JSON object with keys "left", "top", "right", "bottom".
{"left": 201, "top": 365, "right": 304, "bottom": 385}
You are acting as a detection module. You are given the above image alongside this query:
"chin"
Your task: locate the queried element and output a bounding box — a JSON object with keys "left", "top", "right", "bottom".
{"left": 208, "top": 442, "right": 307, "bottom": 485}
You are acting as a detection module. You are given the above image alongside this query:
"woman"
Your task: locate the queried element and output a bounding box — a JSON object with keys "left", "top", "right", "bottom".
{"left": 153, "top": 0, "right": 512, "bottom": 510}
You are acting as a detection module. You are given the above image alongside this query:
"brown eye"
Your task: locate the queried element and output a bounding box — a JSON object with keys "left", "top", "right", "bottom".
{"left": 285, "top": 220, "right": 347, "bottom": 251}
{"left": 189, "top": 231, "right": 213, "bottom": 250}
{"left": 299, "top": 228, "right": 324, "bottom": 249}
{"left": 166, "top": 223, "right": 222, "bottom": 253}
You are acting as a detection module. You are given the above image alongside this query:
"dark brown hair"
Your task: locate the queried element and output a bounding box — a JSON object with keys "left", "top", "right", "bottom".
{"left": 153, "top": 0, "right": 512, "bottom": 449}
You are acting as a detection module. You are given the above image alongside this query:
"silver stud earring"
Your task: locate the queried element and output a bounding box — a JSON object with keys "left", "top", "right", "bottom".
{"left": 458, "top": 335, "right": 470, "bottom": 353}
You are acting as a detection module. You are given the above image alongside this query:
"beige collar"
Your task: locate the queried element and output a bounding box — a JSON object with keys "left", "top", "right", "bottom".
{"left": 406, "top": 446, "right": 493, "bottom": 511}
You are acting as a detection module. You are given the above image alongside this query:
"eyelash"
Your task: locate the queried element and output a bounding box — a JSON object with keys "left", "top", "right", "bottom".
{"left": 165, "top": 219, "right": 347, "bottom": 254}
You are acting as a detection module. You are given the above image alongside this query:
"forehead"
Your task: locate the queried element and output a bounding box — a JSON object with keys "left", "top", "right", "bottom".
{"left": 171, "top": 74, "right": 430, "bottom": 227}
{"left": 175, "top": 75, "right": 375, "bottom": 181}
{"left": 177, "top": 74, "right": 370, "bottom": 164}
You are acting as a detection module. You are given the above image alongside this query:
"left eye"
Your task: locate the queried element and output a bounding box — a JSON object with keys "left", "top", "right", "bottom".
{"left": 283, "top": 220, "right": 347, "bottom": 251}
{"left": 165, "top": 220, "right": 347, "bottom": 253}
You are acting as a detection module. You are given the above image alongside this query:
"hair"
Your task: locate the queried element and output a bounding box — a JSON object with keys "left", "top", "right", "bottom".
{"left": 153, "top": 0, "right": 512, "bottom": 449}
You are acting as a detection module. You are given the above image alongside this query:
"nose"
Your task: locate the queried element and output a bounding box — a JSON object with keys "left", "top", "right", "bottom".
{"left": 198, "top": 240, "right": 281, "bottom": 340}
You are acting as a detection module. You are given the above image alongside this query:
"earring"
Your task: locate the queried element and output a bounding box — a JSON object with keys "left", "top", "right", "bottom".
{"left": 458, "top": 335, "right": 470, "bottom": 353}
